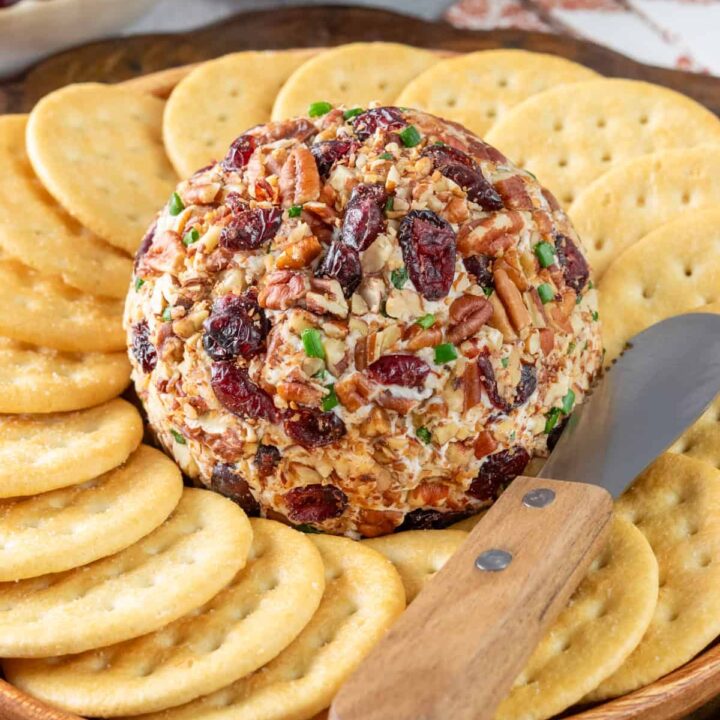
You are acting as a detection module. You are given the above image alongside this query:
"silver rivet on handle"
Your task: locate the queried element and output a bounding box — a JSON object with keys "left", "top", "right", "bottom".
{"left": 475, "top": 549, "right": 513, "bottom": 572}
{"left": 522, "top": 488, "right": 556, "bottom": 509}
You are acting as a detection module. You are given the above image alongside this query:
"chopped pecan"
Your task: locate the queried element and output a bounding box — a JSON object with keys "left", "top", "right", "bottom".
{"left": 539, "top": 328, "right": 555, "bottom": 356}
{"left": 495, "top": 250, "right": 529, "bottom": 292}
{"left": 360, "top": 406, "right": 391, "bottom": 437}
{"left": 457, "top": 211, "right": 523, "bottom": 256}
{"left": 442, "top": 196, "right": 469, "bottom": 224}
{"left": 474, "top": 431, "right": 498, "bottom": 459}
{"left": 463, "top": 360, "right": 482, "bottom": 412}
{"left": 405, "top": 325, "right": 443, "bottom": 351}
{"left": 305, "top": 278, "right": 349, "bottom": 318}
{"left": 548, "top": 289, "right": 577, "bottom": 333}
{"left": 495, "top": 175, "right": 534, "bottom": 210}
{"left": 447, "top": 293, "right": 493, "bottom": 344}
{"left": 276, "top": 234, "right": 322, "bottom": 270}
{"left": 137, "top": 230, "right": 185, "bottom": 275}
{"left": 277, "top": 381, "right": 323, "bottom": 407}
{"left": 279, "top": 145, "right": 321, "bottom": 207}
{"left": 376, "top": 392, "right": 415, "bottom": 415}
{"left": 335, "top": 372, "right": 373, "bottom": 412}
{"left": 409, "top": 481, "right": 449, "bottom": 506}
{"left": 258, "top": 270, "right": 307, "bottom": 310}
{"left": 357, "top": 508, "right": 403, "bottom": 538}
{"left": 494, "top": 268, "right": 531, "bottom": 333}
{"left": 487, "top": 291, "right": 517, "bottom": 341}
{"left": 182, "top": 183, "right": 221, "bottom": 206}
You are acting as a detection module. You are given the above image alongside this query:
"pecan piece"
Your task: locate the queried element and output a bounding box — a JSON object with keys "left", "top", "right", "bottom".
{"left": 376, "top": 392, "right": 415, "bottom": 415}
{"left": 463, "top": 360, "right": 482, "bottom": 412}
{"left": 447, "top": 293, "right": 493, "bottom": 344}
{"left": 494, "top": 267, "right": 531, "bottom": 333}
{"left": 276, "top": 234, "right": 322, "bottom": 270}
{"left": 474, "top": 431, "right": 498, "bottom": 459}
{"left": 279, "top": 145, "right": 321, "bottom": 207}
{"left": 137, "top": 230, "right": 185, "bottom": 275}
{"left": 409, "top": 481, "right": 449, "bottom": 506}
{"left": 487, "top": 291, "right": 517, "bottom": 341}
{"left": 405, "top": 325, "right": 443, "bottom": 351}
{"left": 335, "top": 372, "right": 373, "bottom": 412}
{"left": 548, "top": 289, "right": 577, "bottom": 333}
{"left": 539, "top": 328, "right": 555, "bottom": 356}
{"left": 258, "top": 270, "right": 307, "bottom": 310}
{"left": 277, "top": 381, "right": 323, "bottom": 407}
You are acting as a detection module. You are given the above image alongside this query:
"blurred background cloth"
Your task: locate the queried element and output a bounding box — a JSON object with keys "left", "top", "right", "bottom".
{"left": 125, "top": 0, "right": 719, "bottom": 74}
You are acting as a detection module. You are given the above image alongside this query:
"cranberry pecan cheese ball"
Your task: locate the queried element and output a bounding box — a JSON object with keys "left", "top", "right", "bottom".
{"left": 125, "top": 104, "right": 602, "bottom": 538}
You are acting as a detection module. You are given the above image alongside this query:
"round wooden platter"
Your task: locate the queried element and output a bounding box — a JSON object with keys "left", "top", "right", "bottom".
{"left": 1, "top": 6, "right": 720, "bottom": 720}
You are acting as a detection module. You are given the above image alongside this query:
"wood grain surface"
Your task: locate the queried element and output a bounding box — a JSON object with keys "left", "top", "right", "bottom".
{"left": 0, "top": 6, "right": 719, "bottom": 720}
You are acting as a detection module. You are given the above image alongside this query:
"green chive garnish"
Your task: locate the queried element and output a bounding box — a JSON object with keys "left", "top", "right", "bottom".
{"left": 308, "top": 101, "right": 333, "bottom": 117}
{"left": 162, "top": 307, "right": 172, "bottom": 322}
{"left": 379, "top": 152, "right": 393, "bottom": 161}
{"left": 482, "top": 286, "right": 494, "bottom": 298}
{"left": 416, "top": 426, "right": 432, "bottom": 444}
{"left": 399, "top": 125, "right": 422, "bottom": 147}
{"left": 322, "top": 385, "right": 339, "bottom": 412}
{"left": 561, "top": 389, "right": 576, "bottom": 415}
{"left": 416, "top": 313, "right": 435, "bottom": 329}
{"left": 288, "top": 205, "right": 303, "bottom": 218}
{"left": 295, "top": 523, "right": 321, "bottom": 534}
{"left": 301, "top": 328, "right": 325, "bottom": 359}
{"left": 567, "top": 341, "right": 576, "bottom": 355}
{"left": 183, "top": 227, "right": 200, "bottom": 246}
{"left": 168, "top": 192, "right": 184, "bottom": 216}
{"left": 592, "top": 310, "right": 600, "bottom": 322}
{"left": 545, "top": 407, "right": 562, "bottom": 434}
{"left": 134, "top": 277, "right": 144, "bottom": 291}
{"left": 385, "top": 196, "right": 394, "bottom": 212}
{"left": 391, "top": 267, "right": 408, "bottom": 289}
{"left": 534, "top": 241, "right": 556, "bottom": 268}
{"left": 170, "top": 429, "right": 186, "bottom": 444}
{"left": 588, "top": 280, "right": 594, "bottom": 289}
{"left": 537, "top": 283, "right": 554, "bottom": 304}
{"left": 343, "top": 107, "right": 363, "bottom": 120}
{"left": 501, "top": 357, "right": 509, "bottom": 368}
{"left": 434, "top": 343, "right": 458, "bottom": 364}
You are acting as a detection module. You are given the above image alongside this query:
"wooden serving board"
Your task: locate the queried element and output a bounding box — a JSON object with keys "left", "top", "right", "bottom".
{"left": 1, "top": 6, "right": 720, "bottom": 720}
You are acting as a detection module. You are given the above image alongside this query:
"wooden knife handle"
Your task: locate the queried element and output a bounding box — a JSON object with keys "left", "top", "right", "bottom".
{"left": 330, "top": 476, "right": 613, "bottom": 720}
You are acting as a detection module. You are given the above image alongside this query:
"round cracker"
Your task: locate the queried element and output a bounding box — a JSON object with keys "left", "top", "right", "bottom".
{"left": 670, "top": 391, "right": 720, "bottom": 468}
{"left": 0, "top": 338, "right": 130, "bottom": 414}
{"left": 0, "top": 488, "right": 251, "bottom": 658}
{"left": 364, "top": 530, "right": 467, "bottom": 602}
{"left": 0, "top": 258, "right": 124, "bottom": 352}
{"left": 0, "top": 115, "right": 132, "bottom": 298}
{"left": 485, "top": 79, "right": 720, "bottom": 208}
{"left": 496, "top": 516, "right": 658, "bottom": 720}
{"left": 587, "top": 454, "right": 720, "bottom": 700}
{"left": 0, "top": 398, "right": 142, "bottom": 497}
{"left": 165, "top": 49, "right": 316, "bottom": 177}
{"left": 272, "top": 42, "right": 438, "bottom": 120}
{"left": 570, "top": 146, "right": 720, "bottom": 279}
{"left": 0, "top": 445, "right": 182, "bottom": 581}
{"left": 396, "top": 49, "right": 599, "bottom": 139}
{"left": 125, "top": 534, "right": 406, "bottom": 720}
{"left": 599, "top": 208, "right": 720, "bottom": 361}
{"left": 26, "top": 83, "right": 178, "bottom": 255}
{"left": 9, "top": 519, "right": 326, "bottom": 717}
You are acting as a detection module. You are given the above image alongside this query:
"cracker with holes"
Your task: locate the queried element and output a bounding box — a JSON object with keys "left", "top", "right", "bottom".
{"left": 271, "top": 42, "right": 438, "bottom": 120}
{"left": 0, "top": 398, "right": 142, "bottom": 497}
{"left": 0, "top": 258, "right": 125, "bottom": 352}
{"left": 496, "top": 516, "right": 658, "bottom": 720}
{"left": 396, "top": 49, "right": 599, "bottom": 139}
{"left": 0, "top": 338, "right": 130, "bottom": 414}
{"left": 0, "top": 489, "right": 250, "bottom": 658}
{"left": 586, "top": 454, "right": 720, "bottom": 700}
{"left": 570, "top": 146, "right": 720, "bottom": 279}
{"left": 599, "top": 208, "right": 720, "bottom": 361}
{"left": 8, "top": 520, "right": 326, "bottom": 717}
{"left": 669, "top": 390, "right": 720, "bottom": 479}
{"left": 0, "top": 115, "right": 132, "bottom": 298}
{"left": 0, "top": 445, "right": 182, "bottom": 581}
{"left": 165, "top": 49, "right": 316, "bottom": 177}
{"left": 364, "top": 530, "right": 467, "bottom": 602}
{"left": 118, "top": 534, "right": 405, "bottom": 720}
{"left": 26, "top": 83, "right": 178, "bottom": 254}
{"left": 485, "top": 79, "right": 720, "bottom": 207}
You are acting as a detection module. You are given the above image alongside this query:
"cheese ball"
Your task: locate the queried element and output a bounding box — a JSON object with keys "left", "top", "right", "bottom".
{"left": 126, "top": 105, "right": 602, "bottom": 537}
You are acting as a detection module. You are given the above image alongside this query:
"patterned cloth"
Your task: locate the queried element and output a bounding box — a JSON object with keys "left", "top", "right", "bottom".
{"left": 446, "top": 0, "right": 720, "bottom": 74}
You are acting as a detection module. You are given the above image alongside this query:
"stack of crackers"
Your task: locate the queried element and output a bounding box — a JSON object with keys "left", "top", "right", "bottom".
{"left": 0, "top": 40, "right": 719, "bottom": 720}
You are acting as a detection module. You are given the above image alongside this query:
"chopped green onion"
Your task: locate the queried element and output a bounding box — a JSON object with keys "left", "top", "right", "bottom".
{"left": 170, "top": 429, "right": 186, "bottom": 445}
{"left": 379, "top": 152, "right": 393, "bottom": 161}
{"left": 134, "top": 277, "right": 144, "bottom": 291}
{"left": 482, "top": 286, "right": 494, "bottom": 298}
{"left": 399, "top": 125, "right": 422, "bottom": 147}
{"left": 534, "top": 241, "right": 556, "bottom": 268}
{"left": 391, "top": 267, "right": 408, "bottom": 289}
{"left": 501, "top": 357, "right": 509, "bottom": 368}
{"left": 322, "top": 385, "right": 339, "bottom": 412}
{"left": 433, "top": 140, "right": 445, "bottom": 146}
{"left": 416, "top": 426, "right": 432, "bottom": 444}
{"left": 295, "top": 523, "right": 321, "bottom": 534}
{"left": 162, "top": 307, "right": 172, "bottom": 322}
{"left": 592, "top": 310, "right": 599, "bottom": 322}
{"left": 576, "top": 293, "right": 583, "bottom": 304}
{"left": 288, "top": 204, "right": 303, "bottom": 218}
{"left": 434, "top": 343, "right": 458, "bottom": 364}
{"left": 416, "top": 313, "right": 436, "bottom": 329}
{"left": 544, "top": 407, "right": 562, "bottom": 434}
{"left": 308, "top": 101, "right": 333, "bottom": 117}
{"left": 168, "top": 192, "right": 184, "bottom": 216}
{"left": 509, "top": 430, "right": 516, "bottom": 442}
{"left": 301, "top": 328, "right": 325, "bottom": 359}
{"left": 313, "top": 369, "right": 328, "bottom": 381}
{"left": 567, "top": 341, "right": 576, "bottom": 355}
{"left": 537, "top": 283, "right": 554, "bottom": 304}
{"left": 385, "top": 196, "right": 394, "bottom": 212}
{"left": 588, "top": 280, "right": 594, "bottom": 289}
{"left": 183, "top": 227, "right": 200, "bottom": 246}
{"left": 343, "top": 107, "right": 363, "bottom": 120}
{"left": 561, "top": 389, "right": 576, "bottom": 415}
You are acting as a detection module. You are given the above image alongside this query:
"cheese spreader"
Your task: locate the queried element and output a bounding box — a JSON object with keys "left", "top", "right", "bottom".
{"left": 330, "top": 312, "right": 720, "bottom": 720}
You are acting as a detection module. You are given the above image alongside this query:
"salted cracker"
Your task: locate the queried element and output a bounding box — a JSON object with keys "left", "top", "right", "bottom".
{"left": 670, "top": 392, "right": 720, "bottom": 469}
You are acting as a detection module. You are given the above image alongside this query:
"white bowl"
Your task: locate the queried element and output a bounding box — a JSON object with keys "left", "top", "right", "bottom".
{"left": 0, "top": 0, "right": 159, "bottom": 76}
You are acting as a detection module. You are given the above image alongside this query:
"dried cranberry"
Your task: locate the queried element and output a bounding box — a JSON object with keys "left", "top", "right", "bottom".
{"left": 463, "top": 254, "right": 494, "bottom": 293}
{"left": 467, "top": 447, "right": 530, "bottom": 501}
{"left": 203, "top": 291, "right": 270, "bottom": 361}
{"left": 398, "top": 209, "right": 456, "bottom": 300}
{"left": 134, "top": 222, "right": 156, "bottom": 271}
{"left": 131, "top": 321, "right": 156, "bottom": 373}
{"left": 351, "top": 107, "right": 406, "bottom": 140}
{"left": 255, "top": 444, "right": 281, "bottom": 477}
{"left": 514, "top": 364, "right": 538, "bottom": 407}
{"left": 398, "top": 508, "right": 469, "bottom": 531}
{"left": 223, "top": 133, "right": 257, "bottom": 171}
{"left": 210, "top": 464, "right": 260, "bottom": 516}
{"left": 476, "top": 355, "right": 537, "bottom": 412}
{"left": 368, "top": 354, "right": 430, "bottom": 389}
{"left": 285, "top": 483, "right": 347, "bottom": 523}
{"left": 554, "top": 234, "right": 590, "bottom": 293}
{"left": 220, "top": 206, "right": 281, "bottom": 251}
{"left": 284, "top": 408, "right": 346, "bottom": 449}
{"left": 422, "top": 144, "right": 503, "bottom": 211}
{"left": 316, "top": 241, "right": 362, "bottom": 297}
{"left": 341, "top": 183, "right": 387, "bottom": 251}
{"left": 210, "top": 362, "right": 278, "bottom": 422}
{"left": 311, "top": 140, "right": 357, "bottom": 179}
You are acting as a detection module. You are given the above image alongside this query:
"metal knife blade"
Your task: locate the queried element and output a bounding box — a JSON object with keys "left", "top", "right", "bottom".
{"left": 540, "top": 312, "right": 720, "bottom": 496}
